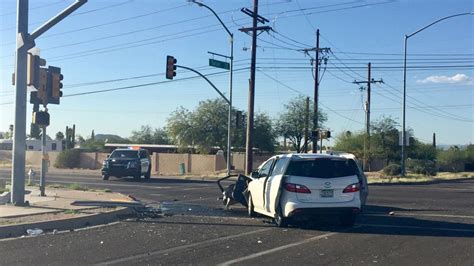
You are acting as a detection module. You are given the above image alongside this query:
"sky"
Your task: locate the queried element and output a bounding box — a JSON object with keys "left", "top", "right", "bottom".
{"left": 0, "top": 0, "right": 473, "bottom": 146}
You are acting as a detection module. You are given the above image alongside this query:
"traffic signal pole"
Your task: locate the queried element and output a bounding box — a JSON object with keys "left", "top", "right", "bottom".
{"left": 40, "top": 126, "right": 46, "bottom": 196}
{"left": 11, "top": 0, "right": 32, "bottom": 205}
{"left": 11, "top": 0, "right": 87, "bottom": 205}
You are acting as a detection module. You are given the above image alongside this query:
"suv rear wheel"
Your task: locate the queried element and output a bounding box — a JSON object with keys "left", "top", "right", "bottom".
{"left": 102, "top": 174, "right": 109, "bottom": 181}
{"left": 274, "top": 210, "right": 288, "bottom": 228}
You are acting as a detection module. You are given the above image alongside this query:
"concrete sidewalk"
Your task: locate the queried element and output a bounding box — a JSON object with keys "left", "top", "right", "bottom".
{"left": 0, "top": 187, "right": 141, "bottom": 239}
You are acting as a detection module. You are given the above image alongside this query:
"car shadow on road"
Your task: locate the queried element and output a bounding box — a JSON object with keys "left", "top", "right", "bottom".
{"left": 369, "top": 177, "right": 474, "bottom": 187}
{"left": 348, "top": 204, "right": 474, "bottom": 238}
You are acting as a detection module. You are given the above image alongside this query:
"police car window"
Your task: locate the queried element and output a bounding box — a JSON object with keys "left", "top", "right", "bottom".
{"left": 110, "top": 150, "right": 139, "bottom": 158}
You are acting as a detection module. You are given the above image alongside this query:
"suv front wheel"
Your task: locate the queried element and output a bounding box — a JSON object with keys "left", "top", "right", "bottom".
{"left": 144, "top": 166, "right": 151, "bottom": 180}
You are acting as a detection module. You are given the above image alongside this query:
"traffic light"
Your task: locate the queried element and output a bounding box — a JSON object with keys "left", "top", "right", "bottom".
{"left": 26, "top": 53, "right": 46, "bottom": 88}
{"left": 47, "top": 66, "right": 63, "bottom": 105}
{"left": 166, "top": 55, "right": 177, "bottom": 80}
{"left": 30, "top": 68, "right": 49, "bottom": 106}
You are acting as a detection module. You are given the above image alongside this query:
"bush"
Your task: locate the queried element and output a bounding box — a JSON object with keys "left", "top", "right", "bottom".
{"left": 406, "top": 158, "right": 437, "bottom": 176}
{"left": 54, "top": 149, "right": 81, "bottom": 169}
{"left": 437, "top": 147, "right": 465, "bottom": 172}
{"left": 383, "top": 164, "right": 401, "bottom": 176}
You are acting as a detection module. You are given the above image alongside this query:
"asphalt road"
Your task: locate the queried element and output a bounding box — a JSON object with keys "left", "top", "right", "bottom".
{"left": 1, "top": 169, "right": 474, "bottom": 265}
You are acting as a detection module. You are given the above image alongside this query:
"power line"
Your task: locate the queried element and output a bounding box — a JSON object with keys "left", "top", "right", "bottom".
{"left": 0, "top": 0, "right": 66, "bottom": 17}
{"left": 0, "top": 0, "right": 138, "bottom": 32}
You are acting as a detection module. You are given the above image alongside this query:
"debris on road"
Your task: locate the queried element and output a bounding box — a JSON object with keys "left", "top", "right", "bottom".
{"left": 26, "top": 228, "right": 43, "bottom": 236}
{"left": 217, "top": 174, "right": 251, "bottom": 209}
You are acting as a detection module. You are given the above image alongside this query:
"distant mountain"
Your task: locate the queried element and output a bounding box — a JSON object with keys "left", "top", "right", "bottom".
{"left": 437, "top": 144, "right": 470, "bottom": 150}
{"left": 94, "top": 134, "right": 128, "bottom": 143}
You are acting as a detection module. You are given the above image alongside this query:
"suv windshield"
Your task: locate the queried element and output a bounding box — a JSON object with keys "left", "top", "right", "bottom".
{"left": 285, "top": 158, "right": 358, "bottom": 178}
{"left": 109, "top": 150, "right": 139, "bottom": 159}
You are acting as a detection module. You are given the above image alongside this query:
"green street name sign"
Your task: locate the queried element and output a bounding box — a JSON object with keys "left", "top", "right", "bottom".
{"left": 209, "top": 58, "right": 230, "bottom": 70}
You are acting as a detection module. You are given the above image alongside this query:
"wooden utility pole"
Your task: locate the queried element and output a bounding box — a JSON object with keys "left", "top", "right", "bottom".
{"left": 239, "top": 0, "right": 271, "bottom": 175}
{"left": 312, "top": 29, "right": 320, "bottom": 153}
{"left": 353, "top": 63, "right": 383, "bottom": 171}
{"left": 302, "top": 30, "right": 329, "bottom": 153}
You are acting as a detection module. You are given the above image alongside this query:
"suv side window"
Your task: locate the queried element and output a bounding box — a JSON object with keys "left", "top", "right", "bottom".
{"left": 272, "top": 157, "right": 289, "bottom": 176}
{"left": 139, "top": 150, "right": 146, "bottom": 159}
{"left": 258, "top": 159, "right": 274, "bottom": 178}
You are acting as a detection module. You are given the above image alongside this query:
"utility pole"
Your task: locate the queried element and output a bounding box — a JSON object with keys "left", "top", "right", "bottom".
{"left": 304, "top": 97, "right": 309, "bottom": 153}
{"left": 239, "top": 1, "right": 271, "bottom": 175}
{"left": 313, "top": 29, "right": 320, "bottom": 154}
{"left": 353, "top": 62, "right": 383, "bottom": 171}
{"left": 11, "top": 0, "right": 87, "bottom": 205}
{"left": 302, "top": 29, "right": 330, "bottom": 153}
{"left": 432, "top": 132, "right": 436, "bottom": 148}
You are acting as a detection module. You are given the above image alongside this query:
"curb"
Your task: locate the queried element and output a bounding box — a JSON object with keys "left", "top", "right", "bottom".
{"left": 0, "top": 206, "right": 135, "bottom": 239}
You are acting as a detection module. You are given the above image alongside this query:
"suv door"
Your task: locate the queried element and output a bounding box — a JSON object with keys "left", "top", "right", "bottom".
{"left": 265, "top": 156, "right": 290, "bottom": 214}
{"left": 249, "top": 158, "right": 275, "bottom": 212}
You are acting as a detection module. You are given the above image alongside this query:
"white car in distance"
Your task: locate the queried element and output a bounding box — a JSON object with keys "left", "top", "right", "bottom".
{"left": 247, "top": 153, "right": 368, "bottom": 227}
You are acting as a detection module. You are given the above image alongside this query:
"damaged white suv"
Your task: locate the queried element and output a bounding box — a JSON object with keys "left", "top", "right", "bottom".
{"left": 247, "top": 153, "right": 368, "bottom": 227}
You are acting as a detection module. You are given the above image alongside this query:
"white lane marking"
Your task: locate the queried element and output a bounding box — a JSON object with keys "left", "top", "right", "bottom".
{"left": 218, "top": 231, "right": 340, "bottom": 266}
{"left": 367, "top": 212, "right": 474, "bottom": 220}
{"left": 359, "top": 223, "right": 474, "bottom": 233}
{"left": 96, "top": 228, "right": 273, "bottom": 265}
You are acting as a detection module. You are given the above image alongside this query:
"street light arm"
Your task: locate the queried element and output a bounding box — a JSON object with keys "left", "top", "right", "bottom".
{"left": 189, "top": 0, "right": 233, "bottom": 37}
{"left": 407, "top": 12, "right": 474, "bottom": 38}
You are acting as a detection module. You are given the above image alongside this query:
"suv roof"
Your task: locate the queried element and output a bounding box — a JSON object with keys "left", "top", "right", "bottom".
{"left": 273, "top": 153, "right": 356, "bottom": 160}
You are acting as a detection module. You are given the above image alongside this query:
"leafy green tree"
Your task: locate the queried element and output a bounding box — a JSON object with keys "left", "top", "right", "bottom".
{"left": 55, "top": 131, "right": 65, "bottom": 141}
{"left": 253, "top": 113, "right": 277, "bottom": 153}
{"left": 276, "top": 96, "right": 327, "bottom": 152}
{"left": 167, "top": 98, "right": 276, "bottom": 153}
{"left": 167, "top": 99, "right": 228, "bottom": 153}
{"left": 370, "top": 116, "right": 400, "bottom": 165}
{"left": 130, "top": 125, "right": 170, "bottom": 144}
{"left": 333, "top": 131, "right": 365, "bottom": 159}
{"left": 408, "top": 139, "right": 437, "bottom": 161}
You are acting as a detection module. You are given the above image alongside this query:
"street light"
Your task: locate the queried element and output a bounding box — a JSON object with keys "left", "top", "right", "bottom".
{"left": 401, "top": 12, "right": 473, "bottom": 176}
{"left": 189, "top": 0, "right": 234, "bottom": 176}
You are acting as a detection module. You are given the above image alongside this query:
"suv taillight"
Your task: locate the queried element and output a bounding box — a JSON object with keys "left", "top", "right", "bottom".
{"left": 284, "top": 183, "right": 311, "bottom": 194}
{"left": 343, "top": 183, "right": 360, "bottom": 193}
